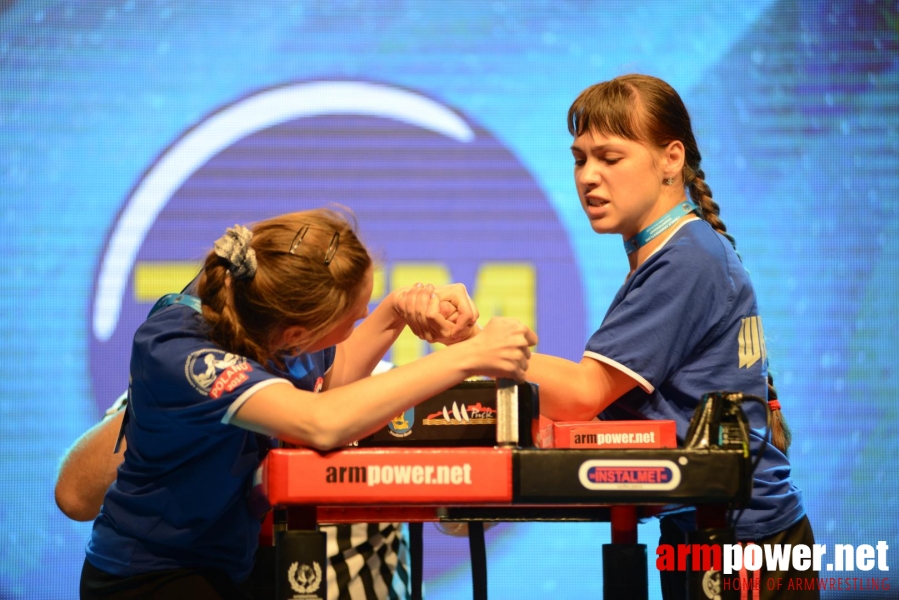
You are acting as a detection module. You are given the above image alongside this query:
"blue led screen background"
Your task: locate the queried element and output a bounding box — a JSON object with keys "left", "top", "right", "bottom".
{"left": 2, "top": 1, "right": 897, "bottom": 598}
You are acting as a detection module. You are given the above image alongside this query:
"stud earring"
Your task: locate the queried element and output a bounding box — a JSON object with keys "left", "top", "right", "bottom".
{"left": 663, "top": 177, "right": 675, "bottom": 185}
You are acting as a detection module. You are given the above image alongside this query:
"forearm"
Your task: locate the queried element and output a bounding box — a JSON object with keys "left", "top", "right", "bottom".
{"left": 321, "top": 346, "right": 485, "bottom": 445}
{"left": 328, "top": 290, "right": 406, "bottom": 387}
{"left": 235, "top": 343, "right": 475, "bottom": 449}
{"left": 235, "top": 316, "right": 536, "bottom": 449}
{"left": 55, "top": 410, "right": 125, "bottom": 521}
{"left": 526, "top": 353, "right": 635, "bottom": 421}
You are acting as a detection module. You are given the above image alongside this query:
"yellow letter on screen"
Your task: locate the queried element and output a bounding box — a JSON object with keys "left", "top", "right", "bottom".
{"left": 133, "top": 262, "right": 202, "bottom": 302}
{"left": 473, "top": 262, "right": 536, "bottom": 335}
{"left": 370, "top": 264, "right": 386, "bottom": 305}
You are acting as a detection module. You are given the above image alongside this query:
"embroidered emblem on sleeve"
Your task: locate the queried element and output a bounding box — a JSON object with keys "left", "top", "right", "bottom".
{"left": 184, "top": 349, "right": 253, "bottom": 397}
{"left": 738, "top": 316, "right": 766, "bottom": 369}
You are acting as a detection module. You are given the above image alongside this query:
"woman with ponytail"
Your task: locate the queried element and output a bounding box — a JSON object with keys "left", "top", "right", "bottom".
{"left": 516, "top": 74, "right": 815, "bottom": 599}
{"left": 79, "top": 206, "right": 537, "bottom": 599}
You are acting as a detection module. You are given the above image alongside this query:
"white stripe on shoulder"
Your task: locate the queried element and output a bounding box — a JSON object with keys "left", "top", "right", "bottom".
{"left": 221, "top": 378, "right": 293, "bottom": 424}
{"left": 583, "top": 351, "right": 654, "bottom": 393}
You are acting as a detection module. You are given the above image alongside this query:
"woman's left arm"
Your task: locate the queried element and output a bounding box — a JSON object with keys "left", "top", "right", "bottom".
{"left": 325, "top": 288, "right": 406, "bottom": 387}
{"left": 525, "top": 352, "right": 639, "bottom": 421}
{"left": 326, "top": 284, "right": 477, "bottom": 387}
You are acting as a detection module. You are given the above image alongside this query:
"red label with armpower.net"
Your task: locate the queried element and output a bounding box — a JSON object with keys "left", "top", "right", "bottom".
{"left": 552, "top": 420, "right": 677, "bottom": 449}
{"left": 263, "top": 447, "right": 513, "bottom": 505}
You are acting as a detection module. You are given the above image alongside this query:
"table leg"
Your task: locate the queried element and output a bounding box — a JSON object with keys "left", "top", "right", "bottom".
{"left": 468, "top": 522, "right": 487, "bottom": 600}
{"left": 688, "top": 504, "right": 738, "bottom": 600}
{"left": 604, "top": 505, "right": 648, "bottom": 600}
{"left": 409, "top": 522, "right": 424, "bottom": 600}
{"left": 274, "top": 506, "right": 327, "bottom": 600}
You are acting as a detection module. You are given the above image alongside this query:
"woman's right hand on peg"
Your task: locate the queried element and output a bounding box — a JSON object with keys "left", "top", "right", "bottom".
{"left": 459, "top": 317, "right": 537, "bottom": 381}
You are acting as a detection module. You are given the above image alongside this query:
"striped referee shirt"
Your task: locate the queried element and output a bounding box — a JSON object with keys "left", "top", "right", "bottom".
{"left": 325, "top": 523, "right": 410, "bottom": 600}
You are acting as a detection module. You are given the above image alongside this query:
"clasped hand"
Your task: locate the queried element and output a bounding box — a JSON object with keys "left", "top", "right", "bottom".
{"left": 395, "top": 282, "right": 478, "bottom": 345}
{"left": 395, "top": 283, "right": 538, "bottom": 381}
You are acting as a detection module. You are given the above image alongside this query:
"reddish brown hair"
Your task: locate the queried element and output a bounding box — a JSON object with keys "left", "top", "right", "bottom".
{"left": 197, "top": 207, "right": 371, "bottom": 368}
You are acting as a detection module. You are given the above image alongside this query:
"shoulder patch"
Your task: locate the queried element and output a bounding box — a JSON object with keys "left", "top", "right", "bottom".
{"left": 184, "top": 349, "right": 252, "bottom": 397}
{"left": 738, "top": 316, "right": 766, "bottom": 369}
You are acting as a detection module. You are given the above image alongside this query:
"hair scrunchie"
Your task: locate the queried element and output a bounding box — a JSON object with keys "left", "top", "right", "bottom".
{"left": 213, "top": 224, "right": 257, "bottom": 280}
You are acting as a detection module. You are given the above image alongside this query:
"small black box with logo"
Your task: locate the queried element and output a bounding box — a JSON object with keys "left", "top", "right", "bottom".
{"left": 358, "top": 380, "right": 540, "bottom": 448}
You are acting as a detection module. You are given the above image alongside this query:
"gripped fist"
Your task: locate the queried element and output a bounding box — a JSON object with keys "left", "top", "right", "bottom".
{"left": 464, "top": 317, "right": 537, "bottom": 381}
{"left": 396, "top": 282, "right": 479, "bottom": 345}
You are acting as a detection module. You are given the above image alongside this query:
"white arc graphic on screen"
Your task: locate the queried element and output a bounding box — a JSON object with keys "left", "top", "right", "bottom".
{"left": 93, "top": 81, "right": 475, "bottom": 341}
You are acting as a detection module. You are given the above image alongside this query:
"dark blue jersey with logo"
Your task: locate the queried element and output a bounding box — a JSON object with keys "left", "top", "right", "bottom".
{"left": 585, "top": 219, "right": 804, "bottom": 540}
{"left": 86, "top": 301, "right": 334, "bottom": 581}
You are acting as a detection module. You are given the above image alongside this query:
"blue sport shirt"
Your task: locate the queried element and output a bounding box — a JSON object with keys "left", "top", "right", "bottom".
{"left": 585, "top": 219, "right": 804, "bottom": 540}
{"left": 86, "top": 300, "right": 335, "bottom": 581}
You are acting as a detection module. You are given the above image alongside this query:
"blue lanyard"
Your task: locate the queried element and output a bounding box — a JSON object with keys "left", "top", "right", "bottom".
{"left": 623, "top": 201, "right": 699, "bottom": 255}
{"left": 148, "top": 293, "right": 202, "bottom": 316}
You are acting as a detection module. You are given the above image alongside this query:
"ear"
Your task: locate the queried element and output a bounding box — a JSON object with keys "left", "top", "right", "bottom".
{"left": 660, "top": 140, "right": 685, "bottom": 180}
{"left": 275, "top": 325, "right": 309, "bottom": 352}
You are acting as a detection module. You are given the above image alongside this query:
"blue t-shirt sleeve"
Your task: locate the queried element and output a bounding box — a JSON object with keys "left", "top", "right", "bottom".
{"left": 585, "top": 242, "right": 733, "bottom": 391}
{"left": 131, "top": 313, "right": 291, "bottom": 431}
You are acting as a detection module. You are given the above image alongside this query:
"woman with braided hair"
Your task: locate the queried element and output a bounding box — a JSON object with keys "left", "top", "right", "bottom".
{"left": 517, "top": 74, "right": 816, "bottom": 599}
{"left": 79, "top": 207, "right": 536, "bottom": 599}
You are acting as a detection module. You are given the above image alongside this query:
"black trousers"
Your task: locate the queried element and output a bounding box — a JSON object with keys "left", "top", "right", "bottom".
{"left": 658, "top": 514, "right": 820, "bottom": 600}
{"left": 80, "top": 557, "right": 251, "bottom": 600}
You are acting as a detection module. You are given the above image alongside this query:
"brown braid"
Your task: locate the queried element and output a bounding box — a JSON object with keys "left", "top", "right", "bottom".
{"left": 767, "top": 374, "right": 793, "bottom": 455}
{"left": 198, "top": 254, "right": 270, "bottom": 367}
{"left": 684, "top": 166, "right": 737, "bottom": 250}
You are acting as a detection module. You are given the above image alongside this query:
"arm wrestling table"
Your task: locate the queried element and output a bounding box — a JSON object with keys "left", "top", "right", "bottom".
{"left": 260, "top": 381, "right": 751, "bottom": 600}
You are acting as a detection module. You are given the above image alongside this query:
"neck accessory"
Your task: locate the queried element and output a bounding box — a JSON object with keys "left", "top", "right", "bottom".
{"left": 623, "top": 201, "right": 698, "bottom": 255}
